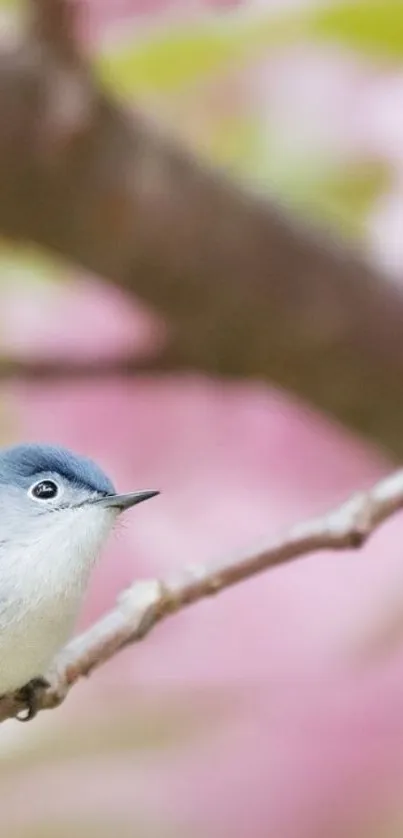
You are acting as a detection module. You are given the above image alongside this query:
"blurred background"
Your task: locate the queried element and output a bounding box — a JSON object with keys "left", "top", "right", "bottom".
{"left": 2, "top": 1, "right": 403, "bottom": 836}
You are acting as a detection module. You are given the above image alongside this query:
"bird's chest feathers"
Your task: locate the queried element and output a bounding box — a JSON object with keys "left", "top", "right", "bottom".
{"left": 0, "top": 506, "right": 110, "bottom": 633}
{"left": 0, "top": 507, "right": 112, "bottom": 691}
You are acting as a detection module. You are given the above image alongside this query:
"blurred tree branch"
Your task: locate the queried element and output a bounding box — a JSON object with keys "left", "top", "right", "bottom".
{"left": 1, "top": 466, "right": 403, "bottom": 723}
{"left": 1, "top": 0, "right": 403, "bottom": 456}
{"left": 0, "top": 354, "right": 167, "bottom": 380}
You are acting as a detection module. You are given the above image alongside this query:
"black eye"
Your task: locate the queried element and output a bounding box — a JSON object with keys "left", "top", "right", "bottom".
{"left": 29, "top": 479, "right": 59, "bottom": 501}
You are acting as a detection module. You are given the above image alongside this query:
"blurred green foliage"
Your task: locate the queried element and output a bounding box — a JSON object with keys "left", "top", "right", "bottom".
{"left": 96, "top": 1, "right": 402, "bottom": 241}
{"left": 97, "top": 15, "right": 300, "bottom": 97}
{"left": 311, "top": 1, "right": 403, "bottom": 60}
{"left": 246, "top": 155, "right": 390, "bottom": 239}
{"left": 99, "top": 1, "right": 403, "bottom": 98}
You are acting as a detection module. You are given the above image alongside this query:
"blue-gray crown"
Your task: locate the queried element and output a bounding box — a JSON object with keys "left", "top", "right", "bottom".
{"left": 0, "top": 443, "right": 115, "bottom": 495}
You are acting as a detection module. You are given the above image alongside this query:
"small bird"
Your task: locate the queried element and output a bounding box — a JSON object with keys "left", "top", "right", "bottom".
{"left": 0, "top": 442, "right": 159, "bottom": 720}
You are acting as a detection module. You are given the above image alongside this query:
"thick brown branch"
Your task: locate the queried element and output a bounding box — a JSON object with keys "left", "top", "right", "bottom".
{"left": 0, "top": 467, "right": 402, "bottom": 723}
{"left": 0, "top": 3, "right": 402, "bottom": 454}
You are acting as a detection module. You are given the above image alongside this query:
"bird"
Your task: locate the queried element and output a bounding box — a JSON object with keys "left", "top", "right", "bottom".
{"left": 0, "top": 442, "right": 159, "bottom": 720}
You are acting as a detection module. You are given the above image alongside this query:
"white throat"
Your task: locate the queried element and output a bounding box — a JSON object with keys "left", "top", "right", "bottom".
{"left": 10, "top": 504, "right": 116, "bottom": 597}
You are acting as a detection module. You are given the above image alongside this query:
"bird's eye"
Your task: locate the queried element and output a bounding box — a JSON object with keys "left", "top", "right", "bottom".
{"left": 29, "top": 479, "right": 60, "bottom": 501}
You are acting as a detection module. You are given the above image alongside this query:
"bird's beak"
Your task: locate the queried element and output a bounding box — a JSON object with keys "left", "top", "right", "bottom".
{"left": 91, "top": 490, "right": 160, "bottom": 511}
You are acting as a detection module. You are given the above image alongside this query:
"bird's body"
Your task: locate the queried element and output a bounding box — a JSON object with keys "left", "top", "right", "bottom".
{"left": 0, "top": 443, "right": 158, "bottom": 707}
{"left": 0, "top": 502, "right": 114, "bottom": 693}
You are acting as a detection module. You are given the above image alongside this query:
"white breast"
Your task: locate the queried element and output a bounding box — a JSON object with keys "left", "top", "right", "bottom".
{"left": 0, "top": 504, "right": 115, "bottom": 693}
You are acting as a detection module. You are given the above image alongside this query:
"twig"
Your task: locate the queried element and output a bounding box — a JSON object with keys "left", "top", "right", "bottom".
{"left": 1, "top": 467, "right": 403, "bottom": 723}
{"left": 0, "top": 345, "right": 195, "bottom": 380}
{"left": 0, "top": 354, "right": 167, "bottom": 380}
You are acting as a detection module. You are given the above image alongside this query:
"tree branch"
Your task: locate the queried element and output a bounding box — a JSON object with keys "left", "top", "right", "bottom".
{"left": 1, "top": 467, "right": 403, "bottom": 724}
{"left": 0, "top": 2, "right": 403, "bottom": 454}
{"left": 0, "top": 353, "right": 170, "bottom": 380}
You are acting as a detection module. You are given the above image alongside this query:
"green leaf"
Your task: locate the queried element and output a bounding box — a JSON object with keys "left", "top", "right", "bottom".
{"left": 0, "top": 243, "right": 63, "bottom": 287}
{"left": 279, "top": 161, "right": 389, "bottom": 239}
{"left": 307, "top": 1, "right": 403, "bottom": 61}
{"left": 96, "top": 14, "right": 302, "bottom": 97}
{"left": 241, "top": 135, "right": 389, "bottom": 238}
{"left": 97, "top": 2, "right": 403, "bottom": 101}
{"left": 298, "top": 162, "right": 389, "bottom": 237}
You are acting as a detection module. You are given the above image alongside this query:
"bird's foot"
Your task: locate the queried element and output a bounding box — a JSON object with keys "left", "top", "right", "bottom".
{"left": 15, "top": 677, "right": 49, "bottom": 722}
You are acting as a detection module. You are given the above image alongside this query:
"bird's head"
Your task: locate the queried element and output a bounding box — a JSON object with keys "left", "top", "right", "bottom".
{"left": 0, "top": 443, "right": 159, "bottom": 575}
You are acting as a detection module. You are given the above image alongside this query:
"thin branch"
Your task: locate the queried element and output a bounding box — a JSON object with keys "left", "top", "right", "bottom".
{"left": 0, "top": 2, "right": 402, "bottom": 453}
{"left": 0, "top": 344, "right": 198, "bottom": 380}
{"left": 0, "top": 354, "right": 170, "bottom": 380}
{"left": 1, "top": 467, "right": 403, "bottom": 724}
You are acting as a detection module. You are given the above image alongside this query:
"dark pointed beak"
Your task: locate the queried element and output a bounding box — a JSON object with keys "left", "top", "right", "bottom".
{"left": 91, "top": 490, "right": 160, "bottom": 511}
